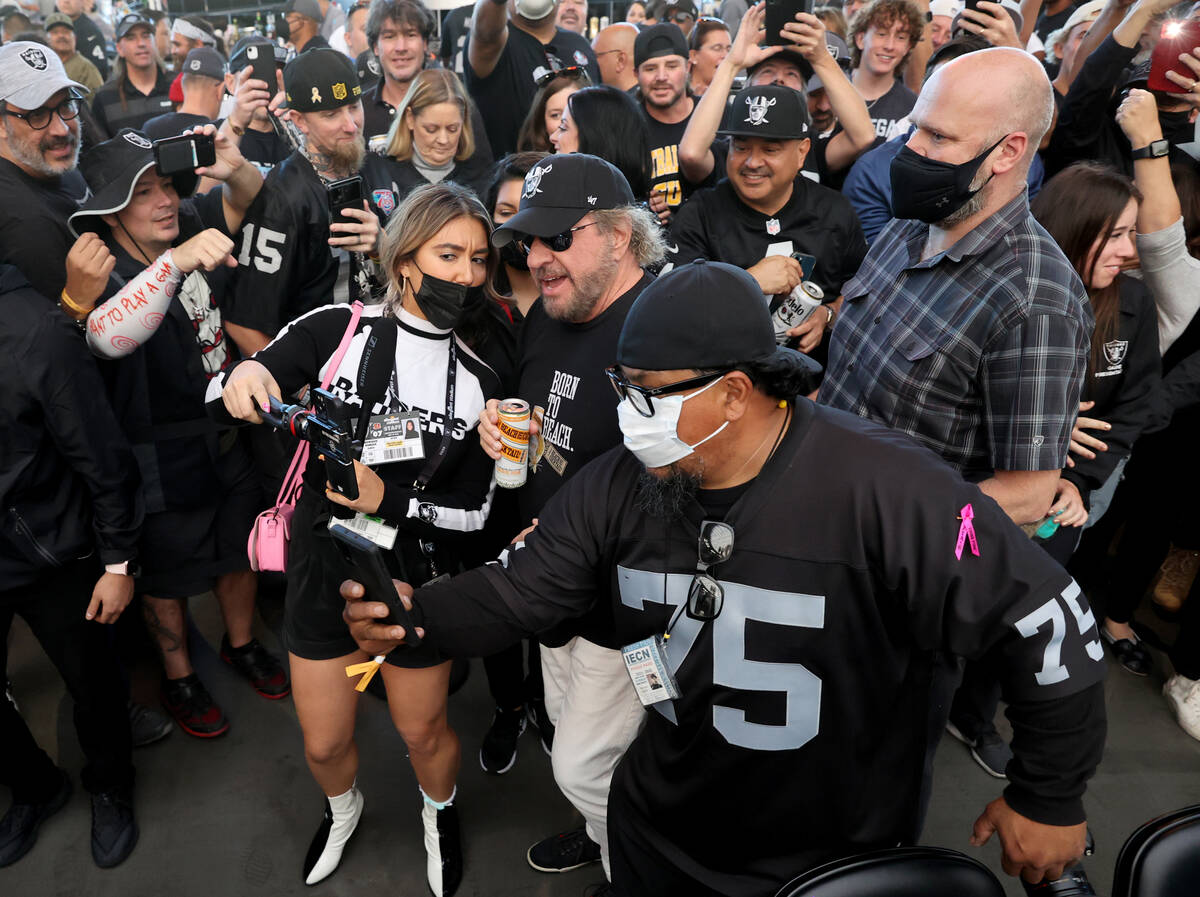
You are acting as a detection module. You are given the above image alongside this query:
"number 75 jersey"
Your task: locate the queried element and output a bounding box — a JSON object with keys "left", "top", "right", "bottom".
{"left": 425, "top": 400, "right": 1106, "bottom": 873}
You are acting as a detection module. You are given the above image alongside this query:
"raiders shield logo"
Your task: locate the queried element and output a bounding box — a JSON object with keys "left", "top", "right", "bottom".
{"left": 744, "top": 95, "right": 776, "bottom": 126}
{"left": 573, "top": 50, "right": 588, "bottom": 67}
{"left": 20, "top": 47, "right": 48, "bottom": 71}
{"left": 368, "top": 57, "right": 381, "bottom": 76}
{"left": 523, "top": 162, "right": 552, "bottom": 198}
{"left": 372, "top": 188, "right": 396, "bottom": 216}
{"left": 417, "top": 502, "right": 438, "bottom": 524}
{"left": 1103, "top": 339, "right": 1128, "bottom": 368}
{"left": 332, "top": 82, "right": 348, "bottom": 101}
{"left": 123, "top": 131, "right": 153, "bottom": 149}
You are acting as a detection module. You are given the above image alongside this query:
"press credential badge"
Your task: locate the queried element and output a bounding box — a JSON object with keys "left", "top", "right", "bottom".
{"left": 360, "top": 412, "right": 424, "bottom": 466}
{"left": 622, "top": 636, "right": 681, "bottom": 706}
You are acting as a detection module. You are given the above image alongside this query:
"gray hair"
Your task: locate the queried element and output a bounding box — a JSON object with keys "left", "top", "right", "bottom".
{"left": 592, "top": 204, "right": 666, "bottom": 268}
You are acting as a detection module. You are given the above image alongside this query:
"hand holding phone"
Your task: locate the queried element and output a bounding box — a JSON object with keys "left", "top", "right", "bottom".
{"left": 765, "top": 0, "right": 815, "bottom": 46}
{"left": 1149, "top": 19, "right": 1200, "bottom": 94}
{"left": 326, "top": 175, "right": 365, "bottom": 228}
{"left": 330, "top": 523, "right": 423, "bottom": 647}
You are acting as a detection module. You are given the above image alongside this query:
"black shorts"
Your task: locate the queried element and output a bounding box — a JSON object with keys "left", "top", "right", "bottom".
{"left": 283, "top": 492, "right": 445, "bottom": 669}
{"left": 138, "top": 434, "right": 261, "bottom": 600}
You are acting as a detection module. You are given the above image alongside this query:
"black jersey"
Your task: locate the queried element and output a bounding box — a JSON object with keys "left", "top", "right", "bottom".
{"left": 207, "top": 304, "right": 500, "bottom": 537}
{"left": 642, "top": 104, "right": 720, "bottom": 210}
{"left": 72, "top": 13, "right": 109, "bottom": 81}
{"left": 865, "top": 79, "right": 917, "bottom": 149}
{"left": 91, "top": 69, "right": 175, "bottom": 139}
{"left": 406, "top": 400, "right": 1107, "bottom": 893}
{"left": 667, "top": 175, "right": 867, "bottom": 300}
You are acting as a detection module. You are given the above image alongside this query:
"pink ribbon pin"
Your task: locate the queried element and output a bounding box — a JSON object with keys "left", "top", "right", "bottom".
{"left": 955, "top": 503, "right": 980, "bottom": 560}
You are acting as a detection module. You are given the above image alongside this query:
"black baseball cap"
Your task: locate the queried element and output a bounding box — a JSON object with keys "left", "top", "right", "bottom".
{"left": 634, "top": 22, "right": 689, "bottom": 68}
{"left": 748, "top": 45, "right": 815, "bottom": 83}
{"left": 181, "top": 47, "right": 226, "bottom": 80}
{"left": 284, "top": 48, "right": 362, "bottom": 112}
{"left": 491, "top": 154, "right": 635, "bottom": 248}
{"left": 617, "top": 260, "right": 823, "bottom": 377}
{"left": 115, "top": 12, "right": 154, "bottom": 39}
{"left": 719, "top": 84, "right": 810, "bottom": 140}
{"left": 284, "top": 0, "right": 323, "bottom": 21}
{"left": 69, "top": 129, "right": 198, "bottom": 237}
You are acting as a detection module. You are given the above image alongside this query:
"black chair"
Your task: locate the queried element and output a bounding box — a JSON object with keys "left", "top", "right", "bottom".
{"left": 1112, "top": 804, "right": 1200, "bottom": 897}
{"left": 775, "top": 846, "right": 1006, "bottom": 897}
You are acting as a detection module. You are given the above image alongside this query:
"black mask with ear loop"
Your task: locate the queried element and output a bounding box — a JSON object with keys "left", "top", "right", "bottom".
{"left": 889, "top": 134, "right": 1007, "bottom": 224}
{"left": 408, "top": 263, "right": 470, "bottom": 330}
{"left": 499, "top": 240, "right": 529, "bottom": 271}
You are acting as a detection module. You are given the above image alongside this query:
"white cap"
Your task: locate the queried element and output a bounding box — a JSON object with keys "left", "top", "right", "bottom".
{"left": 1045, "top": 0, "right": 1104, "bottom": 60}
{"left": 0, "top": 42, "right": 85, "bottom": 111}
{"left": 930, "top": 0, "right": 963, "bottom": 19}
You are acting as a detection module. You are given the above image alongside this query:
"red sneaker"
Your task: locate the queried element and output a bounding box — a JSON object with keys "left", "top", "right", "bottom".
{"left": 220, "top": 636, "right": 291, "bottom": 699}
{"left": 163, "top": 674, "right": 229, "bottom": 738}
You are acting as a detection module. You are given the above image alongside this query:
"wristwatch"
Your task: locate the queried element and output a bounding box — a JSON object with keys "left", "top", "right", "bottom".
{"left": 104, "top": 560, "right": 138, "bottom": 576}
{"left": 1131, "top": 139, "right": 1170, "bottom": 160}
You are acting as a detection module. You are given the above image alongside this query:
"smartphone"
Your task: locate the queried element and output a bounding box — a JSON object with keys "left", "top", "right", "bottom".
{"left": 245, "top": 42, "right": 277, "bottom": 91}
{"left": 765, "top": 0, "right": 815, "bottom": 46}
{"left": 153, "top": 132, "right": 216, "bottom": 177}
{"left": 790, "top": 252, "right": 817, "bottom": 280}
{"left": 329, "top": 523, "right": 424, "bottom": 647}
{"left": 1148, "top": 19, "right": 1200, "bottom": 93}
{"left": 326, "top": 174, "right": 365, "bottom": 228}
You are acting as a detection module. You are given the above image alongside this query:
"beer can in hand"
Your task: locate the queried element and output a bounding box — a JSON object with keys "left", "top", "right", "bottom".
{"left": 495, "top": 399, "right": 530, "bottom": 489}
{"left": 771, "top": 281, "right": 825, "bottom": 344}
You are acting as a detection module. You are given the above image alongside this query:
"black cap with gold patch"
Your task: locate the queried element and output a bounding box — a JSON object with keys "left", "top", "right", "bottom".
{"left": 284, "top": 48, "right": 362, "bottom": 113}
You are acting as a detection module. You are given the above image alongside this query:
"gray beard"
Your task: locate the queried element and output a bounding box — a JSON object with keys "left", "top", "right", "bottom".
{"left": 936, "top": 168, "right": 992, "bottom": 228}
{"left": 634, "top": 468, "right": 703, "bottom": 520}
{"left": 541, "top": 239, "right": 618, "bottom": 323}
{"left": 4, "top": 118, "right": 79, "bottom": 177}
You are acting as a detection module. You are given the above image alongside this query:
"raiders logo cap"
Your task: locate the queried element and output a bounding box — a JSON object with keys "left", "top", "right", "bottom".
{"left": 0, "top": 41, "right": 85, "bottom": 111}
{"left": 491, "top": 154, "right": 636, "bottom": 248}
{"left": 718, "top": 83, "right": 811, "bottom": 141}
{"left": 634, "top": 22, "right": 689, "bottom": 68}
{"left": 618, "top": 259, "right": 824, "bottom": 380}
{"left": 284, "top": 48, "right": 362, "bottom": 112}
{"left": 182, "top": 47, "right": 226, "bottom": 81}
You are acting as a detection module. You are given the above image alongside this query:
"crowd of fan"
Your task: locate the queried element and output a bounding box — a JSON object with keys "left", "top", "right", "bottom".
{"left": 0, "top": 0, "right": 1199, "bottom": 892}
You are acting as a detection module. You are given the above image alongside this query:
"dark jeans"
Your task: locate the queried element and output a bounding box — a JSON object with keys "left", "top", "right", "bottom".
{"left": 0, "top": 559, "right": 134, "bottom": 803}
{"left": 482, "top": 639, "right": 544, "bottom": 709}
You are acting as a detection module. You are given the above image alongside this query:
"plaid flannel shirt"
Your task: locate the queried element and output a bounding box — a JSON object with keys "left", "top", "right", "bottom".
{"left": 818, "top": 193, "right": 1092, "bottom": 479}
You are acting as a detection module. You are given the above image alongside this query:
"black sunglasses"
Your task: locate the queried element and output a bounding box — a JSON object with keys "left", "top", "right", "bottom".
{"left": 2, "top": 97, "right": 80, "bottom": 131}
{"left": 687, "top": 520, "right": 734, "bottom": 621}
{"left": 605, "top": 366, "right": 731, "bottom": 418}
{"left": 535, "top": 64, "right": 590, "bottom": 88}
{"left": 518, "top": 220, "right": 597, "bottom": 254}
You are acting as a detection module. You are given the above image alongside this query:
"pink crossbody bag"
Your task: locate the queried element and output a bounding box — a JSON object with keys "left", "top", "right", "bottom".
{"left": 247, "top": 301, "right": 364, "bottom": 572}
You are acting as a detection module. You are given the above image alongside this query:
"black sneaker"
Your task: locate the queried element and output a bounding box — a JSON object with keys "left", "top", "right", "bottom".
{"left": 163, "top": 673, "right": 229, "bottom": 738}
{"left": 0, "top": 768, "right": 71, "bottom": 867}
{"left": 1100, "top": 627, "right": 1153, "bottom": 677}
{"left": 480, "top": 706, "right": 526, "bottom": 775}
{"left": 128, "top": 701, "right": 173, "bottom": 747}
{"left": 945, "top": 718, "right": 1011, "bottom": 779}
{"left": 220, "top": 635, "right": 291, "bottom": 699}
{"left": 527, "top": 827, "right": 601, "bottom": 873}
{"left": 91, "top": 788, "right": 138, "bottom": 868}
{"left": 421, "top": 800, "right": 462, "bottom": 896}
{"left": 526, "top": 699, "right": 554, "bottom": 755}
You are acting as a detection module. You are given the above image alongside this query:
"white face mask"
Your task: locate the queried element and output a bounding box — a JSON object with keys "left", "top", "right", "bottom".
{"left": 617, "top": 376, "right": 729, "bottom": 469}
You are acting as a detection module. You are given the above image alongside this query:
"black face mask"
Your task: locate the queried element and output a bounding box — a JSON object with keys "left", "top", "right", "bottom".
{"left": 889, "top": 135, "right": 1006, "bottom": 224}
{"left": 499, "top": 240, "right": 528, "bottom": 271}
{"left": 1159, "top": 110, "right": 1195, "bottom": 146}
{"left": 410, "top": 264, "right": 469, "bottom": 330}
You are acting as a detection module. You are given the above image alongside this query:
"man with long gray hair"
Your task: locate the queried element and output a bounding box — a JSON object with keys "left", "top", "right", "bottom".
{"left": 474, "top": 153, "right": 666, "bottom": 880}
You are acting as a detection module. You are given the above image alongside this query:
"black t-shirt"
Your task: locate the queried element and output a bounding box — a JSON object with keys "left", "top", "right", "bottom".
{"left": 98, "top": 187, "right": 234, "bottom": 511}
{"left": 234, "top": 124, "right": 293, "bottom": 176}
{"left": 463, "top": 21, "right": 600, "bottom": 155}
{"left": 0, "top": 159, "right": 89, "bottom": 302}
{"left": 141, "top": 111, "right": 212, "bottom": 141}
{"left": 408, "top": 400, "right": 1107, "bottom": 892}
{"left": 72, "top": 13, "right": 109, "bottom": 81}
{"left": 864, "top": 79, "right": 917, "bottom": 149}
{"left": 667, "top": 175, "right": 868, "bottom": 300}
{"left": 642, "top": 103, "right": 717, "bottom": 211}
{"left": 91, "top": 69, "right": 176, "bottom": 139}
{"left": 1036, "top": 2, "right": 1077, "bottom": 42}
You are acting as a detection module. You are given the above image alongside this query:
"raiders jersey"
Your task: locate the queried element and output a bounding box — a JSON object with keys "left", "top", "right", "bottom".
{"left": 666, "top": 174, "right": 867, "bottom": 300}
{"left": 407, "top": 400, "right": 1107, "bottom": 893}
{"left": 206, "top": 304, "right": 500, "bottom": 537}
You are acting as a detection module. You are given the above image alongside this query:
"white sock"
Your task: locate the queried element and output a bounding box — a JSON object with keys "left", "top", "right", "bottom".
{"left": 420, "top": 785, "right": 456, "bottom": 811}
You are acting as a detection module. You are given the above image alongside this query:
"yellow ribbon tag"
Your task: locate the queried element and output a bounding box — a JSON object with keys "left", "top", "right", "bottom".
{"left": 345, "top": 656, "right": 385, "bottom": 692}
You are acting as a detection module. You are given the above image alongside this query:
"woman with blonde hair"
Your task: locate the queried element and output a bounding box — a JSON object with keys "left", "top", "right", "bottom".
{"left": 363, "top": 68, "right": 494, "bottom": 209}
{"left": 210, "top": 182, "right": 502, "bottom": 896}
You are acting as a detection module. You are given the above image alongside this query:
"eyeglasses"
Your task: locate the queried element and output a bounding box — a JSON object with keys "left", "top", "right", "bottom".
{"left": 2, "top": 97, "right": 80, "bottom": 131}
{"left": 535, "top": 64, "right": 590, "bottom": 88}
{"left": 687, "top": 520, "right": 734, "bottom": 621}
{"left": 518, "top": 220, "right": 597, "bottom": 253}
{"left": 605, "top": 366, "right": 731, "bottom": 417}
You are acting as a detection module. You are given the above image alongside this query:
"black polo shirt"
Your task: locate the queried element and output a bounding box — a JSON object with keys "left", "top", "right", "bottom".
{"left": 91, "top": 68, "right": 175, "bottom": 140}
{"left": 463, "top": 21, "right": 599, "bottom": 155}
{"left": 666, "top": 174, "right": 867, "bottom": 300}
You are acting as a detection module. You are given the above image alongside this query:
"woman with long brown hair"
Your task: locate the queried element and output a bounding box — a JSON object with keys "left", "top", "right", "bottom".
{"left": 1031, "top": 161, "right": 1161, "bottom": 671}
{"left": 211, "top": 183, "right": 502, "bottom": 896}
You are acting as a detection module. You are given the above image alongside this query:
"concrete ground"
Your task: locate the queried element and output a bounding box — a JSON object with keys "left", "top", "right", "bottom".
{"left": 4, "top": 594, "right": 1199, "bottom": 897}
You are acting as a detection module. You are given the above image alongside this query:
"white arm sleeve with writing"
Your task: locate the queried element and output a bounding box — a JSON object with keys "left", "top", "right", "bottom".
{"left": 85, "top": 251, "right": 183, "bottom": 359}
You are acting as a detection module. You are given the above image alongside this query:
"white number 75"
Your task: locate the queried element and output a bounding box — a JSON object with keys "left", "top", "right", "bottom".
{"left": 1014, "top": 581, "right": 1104, "bottom": 686}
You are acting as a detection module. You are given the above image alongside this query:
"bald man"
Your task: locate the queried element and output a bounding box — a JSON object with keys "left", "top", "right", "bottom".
{"left": 592, "top": 22, "right": 639, "bottom": 91}
{"left": 821, "top": 49, "right": 1097, "bottom": 853}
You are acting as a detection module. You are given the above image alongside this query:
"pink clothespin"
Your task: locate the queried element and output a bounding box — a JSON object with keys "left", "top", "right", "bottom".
{"left": 955, "top": 503, "right": 980, "bottom": 560}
